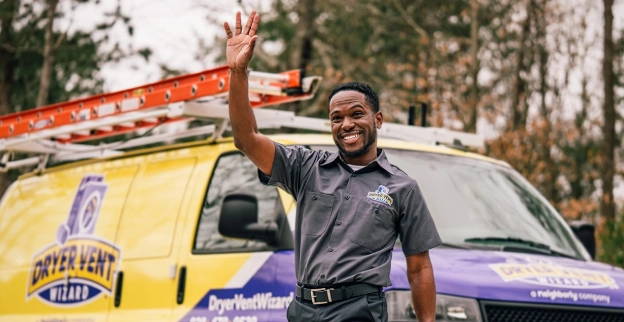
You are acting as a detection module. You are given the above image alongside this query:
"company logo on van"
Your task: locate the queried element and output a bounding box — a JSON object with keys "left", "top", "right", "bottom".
{"left": 26, "top": 175, "right": 121, "bottom": 307}
{"left": 490, "top": 256, "right": 618, "bottom": 290}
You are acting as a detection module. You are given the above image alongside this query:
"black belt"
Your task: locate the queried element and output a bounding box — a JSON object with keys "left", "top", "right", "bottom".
{"left": 296, "top": 283, "right": 381, "bottom": 305}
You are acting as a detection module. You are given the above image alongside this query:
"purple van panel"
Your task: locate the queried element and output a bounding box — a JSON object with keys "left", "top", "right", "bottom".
{"left": 181, "top": 248, "right": 624, "bottom": 321}
{"left": 390, "top": 248, "right": 624, "bottom": 308}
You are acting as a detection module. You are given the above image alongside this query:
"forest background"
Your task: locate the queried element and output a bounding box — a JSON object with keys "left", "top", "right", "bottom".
{"left": 1, "top": 0, "right": 624, "bottom": 267}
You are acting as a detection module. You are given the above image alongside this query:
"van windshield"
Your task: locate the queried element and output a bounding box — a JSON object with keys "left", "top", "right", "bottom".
{"left": 311, "top": 146, "right": 586, "bottom": 260}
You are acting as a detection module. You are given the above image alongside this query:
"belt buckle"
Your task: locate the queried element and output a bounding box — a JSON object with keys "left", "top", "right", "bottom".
{"left": 310, "top": 288, "right": 334, "bottom": 305}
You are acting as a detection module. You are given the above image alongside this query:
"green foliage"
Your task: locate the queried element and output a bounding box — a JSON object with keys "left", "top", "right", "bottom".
{"left": 247, "top": 0, "right": 474, "bottom": 120}
{"left": 0, "top": 0, "right": 151, "bottom": 196}
{"left": 1, "top": 0, "right": 147, "bottom": 111}
{"left": 598, "top": 218, "right": 624, "bottom": 267}
{"left": 12, "top": 29, "right": 104, "bottom": 111}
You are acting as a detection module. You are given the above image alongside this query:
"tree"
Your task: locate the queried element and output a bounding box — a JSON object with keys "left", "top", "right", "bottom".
{"left": 0, "top": 0, "right": 149, "bottom": 196}
{"left": 599, "top": 0, "right": 624, "bottom": 267}
{"left": 600, "top": 0, "right": 615, "bottom": 223}
{"left": 0, "top": 0, "right": 19, "bottom": 116}
{"left": 466, "top": 0, "right": 480, "bottom": 133}
{"left": 198, "top": 0, "right": 622, "bottom": 264}
{"left": 37, "top": 0, "right": 61, "bottom": 107}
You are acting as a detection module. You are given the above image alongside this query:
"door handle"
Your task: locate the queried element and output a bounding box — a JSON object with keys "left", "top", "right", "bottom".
{"left": 114, "top": 271, "right": 124, "bottom": 307}
{"left": 177, "top": 266, "right": 187, "bottom": 304}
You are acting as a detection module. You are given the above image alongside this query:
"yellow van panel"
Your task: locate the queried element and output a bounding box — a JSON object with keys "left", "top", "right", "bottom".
{"left": 116, "top": 157, "right": 197, "bottom": 260}
{"left": 0, "top": 163, "right": 138, "bottom": 321}
{"left": 106, "top": 151, "right": 204, "bottom": 321}
{"left": 0, "top": 166, "right": 137, "bottom": 269}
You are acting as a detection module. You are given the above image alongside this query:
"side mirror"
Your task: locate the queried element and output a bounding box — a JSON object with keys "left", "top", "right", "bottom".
{"left": 569, "top": 220, "right": 596, "bottom": 259}
{"left": 218, "top": 193, "right": 278, "bottom": 244}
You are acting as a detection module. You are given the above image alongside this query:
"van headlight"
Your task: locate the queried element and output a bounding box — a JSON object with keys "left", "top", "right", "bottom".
{"left": 386, "top": 291, "right": 483, "bottom": 321}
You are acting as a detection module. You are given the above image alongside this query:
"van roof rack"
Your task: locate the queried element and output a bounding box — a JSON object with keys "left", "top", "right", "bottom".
{"left": 0, "top": 65, "right": 484, "bottom": 172}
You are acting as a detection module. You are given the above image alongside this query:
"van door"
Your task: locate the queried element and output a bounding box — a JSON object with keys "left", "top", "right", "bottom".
{"left": 107, "top": 156, "right": 197, "bottom": 321}
{"left": 0, "top": 164, "right": 138, "bottom": 322}
{"left": 171, "top": 151, "right": 295, "bottom": 322}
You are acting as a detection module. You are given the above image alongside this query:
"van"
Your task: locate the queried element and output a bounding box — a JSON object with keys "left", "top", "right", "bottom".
{"left": 1, "top": 132, "right": 623, "bottom": 322}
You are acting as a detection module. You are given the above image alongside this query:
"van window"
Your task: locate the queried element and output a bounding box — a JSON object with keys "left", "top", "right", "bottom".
{"left": 310, "top": 146, "right": 585, "bottom": 259}
{"left": 194, "top": 152, "right": 281, "bottom": 253}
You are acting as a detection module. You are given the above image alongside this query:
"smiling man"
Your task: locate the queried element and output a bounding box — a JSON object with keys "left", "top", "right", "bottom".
{"left": 224, "top": 11, "right": 442, "bottom": 322}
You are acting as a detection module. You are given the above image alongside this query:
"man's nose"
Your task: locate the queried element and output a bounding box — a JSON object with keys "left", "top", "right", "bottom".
{"left": 342, "top": 117, "right": 355, "bottom": 130}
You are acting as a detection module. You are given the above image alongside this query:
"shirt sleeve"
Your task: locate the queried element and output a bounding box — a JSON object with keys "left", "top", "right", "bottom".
{"left": 399, "top": 182, "right": 442, "bottom": 256}
{"left": 257, "top": 142, "right": 321, "bottom": 198}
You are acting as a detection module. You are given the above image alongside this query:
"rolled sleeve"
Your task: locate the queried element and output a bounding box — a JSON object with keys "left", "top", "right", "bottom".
{"left": 399, "top": 182, "right": 442, "bottom": 256}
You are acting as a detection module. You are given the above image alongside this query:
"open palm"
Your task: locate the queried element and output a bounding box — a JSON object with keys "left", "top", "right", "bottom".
{"left": 224, "top": 11, "right": 260, "bottom": 71}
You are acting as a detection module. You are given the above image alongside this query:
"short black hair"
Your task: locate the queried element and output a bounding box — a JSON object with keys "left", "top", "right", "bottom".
{"left": 328, "top": 82, "right": 380, "bottom": 113}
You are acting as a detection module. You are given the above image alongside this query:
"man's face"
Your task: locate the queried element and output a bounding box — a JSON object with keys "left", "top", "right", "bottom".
{"left": 329, "top": 90, "right": 383, "bottom": 164}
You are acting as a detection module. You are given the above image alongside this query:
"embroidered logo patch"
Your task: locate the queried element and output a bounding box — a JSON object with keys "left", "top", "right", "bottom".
{"left": 367, "top": 185, "right": 393, "bottom": 206}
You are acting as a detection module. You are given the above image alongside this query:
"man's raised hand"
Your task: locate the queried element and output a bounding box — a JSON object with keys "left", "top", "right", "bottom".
{"left": 224, "top": 11, "right": 260, "bottom": 71}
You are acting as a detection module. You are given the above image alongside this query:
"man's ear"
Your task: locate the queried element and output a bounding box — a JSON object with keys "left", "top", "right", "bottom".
{"left": 375, "top": 111, "right": 383, "bottom": 129}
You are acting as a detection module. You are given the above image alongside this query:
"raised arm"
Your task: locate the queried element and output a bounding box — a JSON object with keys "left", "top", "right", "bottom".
{"left": 406, "top": 250, "right": 437, "bottom": 322}
{"left": 223, "top": 11, "right": 276, "bottom": 175}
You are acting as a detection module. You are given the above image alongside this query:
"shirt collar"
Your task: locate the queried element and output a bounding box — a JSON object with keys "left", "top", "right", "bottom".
{"left": 320, "top": 148, "right": 394, "bottom": 175}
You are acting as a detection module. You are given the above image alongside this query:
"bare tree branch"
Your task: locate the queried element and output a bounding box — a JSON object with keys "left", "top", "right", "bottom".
{"left": 390, "top": 0, "right": 429, "bottom": 40}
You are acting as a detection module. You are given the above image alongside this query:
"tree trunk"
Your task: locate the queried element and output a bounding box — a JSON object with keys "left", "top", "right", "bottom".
{"left": 466, "top": 0, "right": 479, "bottom": 133}
{"left": 0, "top": 0, "right": 19, "bottom": 115}
{"left": 536, "top": 0, "right": 558, "bottom": 205}
{"left": 36, "top": 0, "right": 60, "bottom": 107}
{"left": 601, "top": 0, "right": 615, "bottom": 222}
{"left": 287, "top": 0, "right": 316, "bottom": 114}
{"left": 511, "top": 0, "right": 532, "bottom": 130}
{"left": 290, "top": 0, "right": 316, "bottom": 71}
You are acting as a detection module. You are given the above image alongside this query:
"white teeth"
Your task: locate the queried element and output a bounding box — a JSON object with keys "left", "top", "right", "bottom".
{"left": 343, "top": 134, "right": 360, "bottom": 140}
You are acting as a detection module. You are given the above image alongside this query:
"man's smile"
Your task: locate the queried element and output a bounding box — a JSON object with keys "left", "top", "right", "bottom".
{"left": 341, "top": 132, "right": 361, "bottom": 144}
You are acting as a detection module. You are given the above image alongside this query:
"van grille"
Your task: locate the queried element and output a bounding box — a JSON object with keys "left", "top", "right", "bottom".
{"left": 481, "top": 301, "right": 624, "bottom": 322}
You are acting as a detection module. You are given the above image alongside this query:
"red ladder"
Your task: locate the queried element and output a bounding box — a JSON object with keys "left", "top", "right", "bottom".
{"left": 0, "top": 65, "right": 317, "bottom": 143}
{"left": 0, "top": 65, "right": 321, "bottom": 171}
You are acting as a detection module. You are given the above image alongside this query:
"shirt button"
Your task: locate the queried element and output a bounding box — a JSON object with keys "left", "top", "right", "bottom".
{"left": 336, "top": 220, "right": 342, "bottom": 226}
{"left": 345, "top": 196, "right": 350, "bottom": 200}
{"left": 320, "top": 275, "right": 325, "bottom": 279}
{"left": 351, "top": 173, "right": 357, "bottom": 177}
{"left": 329, "top": 248, "right": 334, "bottom": 252}
{"left": 313, "top": 195, "right": 318, "bottom": 200}
{"left": 375, "top": 209, "right": 379, "bottom": 214}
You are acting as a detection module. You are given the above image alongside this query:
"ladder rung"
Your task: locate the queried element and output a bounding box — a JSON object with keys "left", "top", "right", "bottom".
{"left": 249, "top": 71, "right": 289, "bottom": 83}
{"left": 0, "top": 156, "right": 41, "bottom": 172}
{"left": 118, "top": 122, "right": 136, "bottom": 128}
{"left": 55, "top": 134, "right": 71, "bottom": 140}
{"left": 248, "top": 83, "right": 283, "bottom": 96}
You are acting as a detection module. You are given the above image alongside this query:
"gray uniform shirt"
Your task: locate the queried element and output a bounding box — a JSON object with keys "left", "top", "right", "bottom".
{"left": 259, "top": 142, "right": 442, "bottom": 287}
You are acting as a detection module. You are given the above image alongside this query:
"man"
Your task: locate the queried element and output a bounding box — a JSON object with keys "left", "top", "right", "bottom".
{"left": 224, "top": 11, "right": 441, "bottom": 322}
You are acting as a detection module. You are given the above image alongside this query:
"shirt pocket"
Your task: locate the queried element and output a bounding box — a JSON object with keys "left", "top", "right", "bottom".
{"left": 300, "top": 192, "right": 335, "bottom": 236}
{"left": 348, "top": 200, "right": 396, "bottom": 252}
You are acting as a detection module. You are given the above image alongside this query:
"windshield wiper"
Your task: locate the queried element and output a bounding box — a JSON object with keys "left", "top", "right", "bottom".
{"left": 464, "top": 237, "right": 578, "bottom": 259}
{"left": 465, "top": 237, "right": 550, "bottom": 249}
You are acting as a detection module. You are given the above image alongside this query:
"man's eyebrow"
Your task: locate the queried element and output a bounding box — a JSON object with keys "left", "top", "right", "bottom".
{"left": 330, "top": 104, "right": 365, "bottom": 115}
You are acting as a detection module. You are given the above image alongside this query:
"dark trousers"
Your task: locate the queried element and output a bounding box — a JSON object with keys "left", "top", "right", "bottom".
{"left": 287, "top": 291, "right": 388, "bottom": 322}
